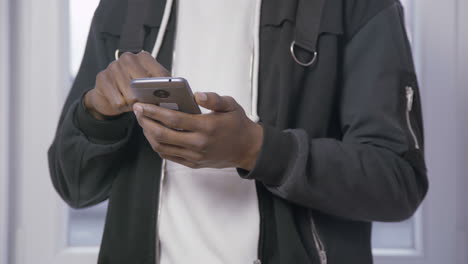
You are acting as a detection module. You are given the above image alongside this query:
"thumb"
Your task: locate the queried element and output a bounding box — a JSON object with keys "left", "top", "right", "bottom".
{"left": 195, "top": 92, "right": 238, "bottom": 112}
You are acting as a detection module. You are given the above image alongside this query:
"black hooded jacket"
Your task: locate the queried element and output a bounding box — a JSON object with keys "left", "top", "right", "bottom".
{"left": 48, "top": 0, "right": 428, "bottom": 263}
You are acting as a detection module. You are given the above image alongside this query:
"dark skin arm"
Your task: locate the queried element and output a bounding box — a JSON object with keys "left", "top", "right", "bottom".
{"left": 83, "top": 51, "right": 263, "bottom": 170}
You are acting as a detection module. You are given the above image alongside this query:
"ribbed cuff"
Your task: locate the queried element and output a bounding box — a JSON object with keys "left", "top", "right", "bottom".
{"left": 74, "top": 95, "right": 134, "bottom": 144}
{"left": 237, "top": 123, "right": 297, "bottom": 186}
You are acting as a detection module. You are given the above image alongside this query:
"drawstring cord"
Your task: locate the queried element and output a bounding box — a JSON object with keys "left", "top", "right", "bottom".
{"left": 152, "top": 0, "right": 175, "bottom": 58}
{"left": 250, "top": 0, "right": 262, "bottom": 122}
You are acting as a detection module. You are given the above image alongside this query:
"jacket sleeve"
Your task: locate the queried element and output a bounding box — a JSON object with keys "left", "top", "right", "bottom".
{"left": 48, "top": 8, "right": 136, "bottom": 209}
{"left": 240, "top": 3, "right": 428, "bottom": 222}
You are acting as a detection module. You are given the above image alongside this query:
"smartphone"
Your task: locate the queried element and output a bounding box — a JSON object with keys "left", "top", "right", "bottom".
{"left": 131, "top": 77, "right": 201, "bottom": 114}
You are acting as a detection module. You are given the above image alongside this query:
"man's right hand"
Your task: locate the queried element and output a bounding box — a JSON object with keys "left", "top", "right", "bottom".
{"left": 84, "top": 51, "right": 170, "bottom": 120}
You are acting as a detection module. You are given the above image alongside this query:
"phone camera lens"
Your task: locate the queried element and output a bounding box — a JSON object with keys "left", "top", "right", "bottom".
{"left": 153, "top": 89, "right": 170, "bottom": 98}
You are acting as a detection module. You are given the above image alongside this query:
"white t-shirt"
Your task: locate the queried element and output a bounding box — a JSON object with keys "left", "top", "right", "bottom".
{"left": 158, "top": 1, "right": 260, "bottom": 264}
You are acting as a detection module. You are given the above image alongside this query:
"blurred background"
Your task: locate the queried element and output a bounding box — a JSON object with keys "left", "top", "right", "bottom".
{"left": 0, "top": 0, "right": 467, "bottom": 263}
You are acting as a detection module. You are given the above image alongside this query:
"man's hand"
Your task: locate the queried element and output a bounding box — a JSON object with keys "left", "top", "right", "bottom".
{"left": 84, "top": 51, "right": 169, "bottom": 120}
{"left": 133, "top": 92, "right": 263, "bottom": 171}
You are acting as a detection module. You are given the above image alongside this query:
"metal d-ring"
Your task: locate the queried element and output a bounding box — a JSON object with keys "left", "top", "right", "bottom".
{"left": 290, "top": 41, "right": 318, "bottom": 67}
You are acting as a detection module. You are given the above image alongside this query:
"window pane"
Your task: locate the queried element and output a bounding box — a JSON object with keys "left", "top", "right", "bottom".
{"left": 372, "top": 218, "right": 415, "bottom": 249}
{"left": 67, "top": 0, "right": 418, "bottom": 251}
{"left": 69, "top": 202, "right": 107, "bottom": 247}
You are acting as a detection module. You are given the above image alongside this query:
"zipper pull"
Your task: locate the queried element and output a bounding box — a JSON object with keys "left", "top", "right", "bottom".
{"left": 319, "top": 250, "right": 327, "bottom": 264}
{"left": 406, "top": 86, "right": 414, "bottom": 112}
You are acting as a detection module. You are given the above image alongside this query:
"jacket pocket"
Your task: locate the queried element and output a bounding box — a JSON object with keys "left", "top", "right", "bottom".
{"left": 97, "top": 0, "right": 163, "bottom": 36}
{"left": 261, "top": 0, "right": 297, "bottom": 27}
{"left": 96, "top": 0, "right": 164, "bottom": 59}
{"left": 260, "top": 0, "right": 343, "bottom": 35}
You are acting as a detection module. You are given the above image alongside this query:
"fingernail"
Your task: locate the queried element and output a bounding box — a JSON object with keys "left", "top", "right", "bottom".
{"left": 196, "top": 92, "right": 207, "bottom": 101}
{"left": 133, "top": 104, "right": 143, "bottom": 116}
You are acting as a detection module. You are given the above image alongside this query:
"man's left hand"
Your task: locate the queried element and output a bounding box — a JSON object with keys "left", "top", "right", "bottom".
{"left": 133, "top": 92, "right": 263, "bottom": 171}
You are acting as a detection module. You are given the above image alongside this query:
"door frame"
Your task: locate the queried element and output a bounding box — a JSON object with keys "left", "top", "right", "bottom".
{"left": 456, "top": 0, "right": 468, "bottom": 262}
{"left": 0, "top": 0, "right": 11, "bottom": 263}
{"left": 6, "top": 0, "right": 98, "bottom": 263}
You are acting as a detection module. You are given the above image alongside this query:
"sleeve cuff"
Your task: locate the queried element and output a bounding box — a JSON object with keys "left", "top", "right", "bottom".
{"left": 74, "top": 95, "right": 135, "bottom": 144}
{"left": 237, "top": 123, "right": 298, "bottom": 186}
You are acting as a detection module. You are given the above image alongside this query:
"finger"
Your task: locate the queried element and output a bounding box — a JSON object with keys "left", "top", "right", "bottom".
{"left": 134, "top": 103, "right": 202, "bottom": 132}
{"left": 135, "top": 111, "right": 204, "bottom": 149}
{"left": 107, "top": 61, "right": 137, "bottom": 106}
{"left": 86, "top": 89, "right": 116, "bottom": 117}
{"left": 96, "top": 71, "right": 129, "bottom": 112}
{"left": 136, "top": 51, "right": 170, "bottom": 77}
{"left": 118, "top": 52, "right": 152, "bottom": 79}
{"left": 146, "top": 140, "right": 204, "bottom": 163}
{"left": 158, "top": 154, "right": 200, "bottom": 169}
{"left": 194, "top": 92, "right": 238, "bottom": 112}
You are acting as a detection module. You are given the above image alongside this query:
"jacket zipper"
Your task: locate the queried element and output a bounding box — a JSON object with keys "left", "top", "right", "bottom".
{"left": 155, "top": 159, "right": 167, "bottom": 264}
{"left": 310, "top": 214, "right": 327, "bottom": 264}
{"left": 405, "top": 86, "right": 420, "bottom": 150}
{"left": 253, "top": 182, "right": 265, "bottom": 264}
